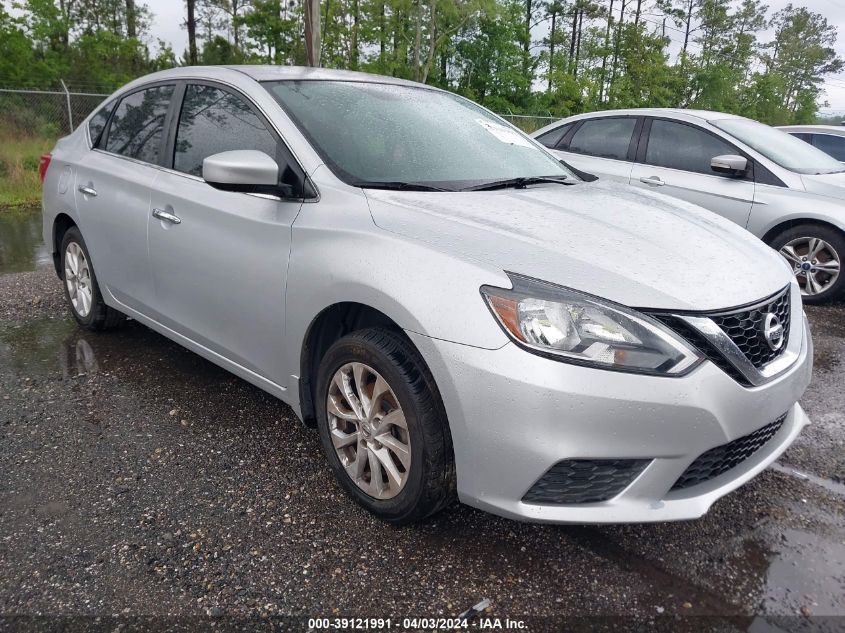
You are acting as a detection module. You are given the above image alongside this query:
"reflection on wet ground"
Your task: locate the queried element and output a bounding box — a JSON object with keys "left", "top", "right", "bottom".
{"left": 0, "top": 207, "right": 51, "bottom": 274}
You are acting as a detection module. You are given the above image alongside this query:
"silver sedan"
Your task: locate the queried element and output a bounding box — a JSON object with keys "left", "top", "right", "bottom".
{"left": 42, "top": 68, "right": 812, "bottom": 524}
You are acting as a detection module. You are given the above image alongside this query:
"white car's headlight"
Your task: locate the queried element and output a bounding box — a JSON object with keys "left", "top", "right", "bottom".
{"left": 481, "top": 275, "right": 702, "bottom": 376}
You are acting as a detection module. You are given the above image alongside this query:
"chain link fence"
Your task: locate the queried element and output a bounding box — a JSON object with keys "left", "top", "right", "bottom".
{"left": 0, "top": 87, "right": 109, "bottom": 139}
{"left": 497, "top": 113, "right": 557, "bottom": 133}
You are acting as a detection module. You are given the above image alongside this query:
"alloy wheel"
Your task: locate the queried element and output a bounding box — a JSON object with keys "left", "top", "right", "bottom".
{"left": 326, "top": 362, "right": 411, "bottom": 500}
{"left": 779, "top": 237, "right": 841, "bottom": 297}
{"left": 64, "top": 241, "right": 93, "bottom": 317}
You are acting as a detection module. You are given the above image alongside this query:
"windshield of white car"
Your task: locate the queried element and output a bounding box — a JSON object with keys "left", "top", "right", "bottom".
{"left": 262, "top": 80, "right": 573, "bottom": 191}
{"left": 711, "top": 118, "right": 845, "bottom": 175}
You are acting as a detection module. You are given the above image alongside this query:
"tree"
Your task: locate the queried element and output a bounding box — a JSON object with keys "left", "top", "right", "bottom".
{"left": 304, "top": 0, "right": 321, "bottom": 65}
{"left": 186, "top": 0, "right": 198, "bottom": 64}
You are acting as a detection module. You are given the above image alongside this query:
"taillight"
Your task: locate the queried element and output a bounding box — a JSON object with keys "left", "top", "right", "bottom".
{"left": 39, "top": 153, "right": 52, "bottom": 184}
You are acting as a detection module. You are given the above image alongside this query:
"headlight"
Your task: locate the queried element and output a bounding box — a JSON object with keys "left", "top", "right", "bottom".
{"left": 481, "top": 274, "right": 702, "bottom": 376}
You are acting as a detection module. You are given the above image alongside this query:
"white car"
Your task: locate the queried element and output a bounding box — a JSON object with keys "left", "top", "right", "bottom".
{"left": 534, "top": 109, "right": 845, "bottom": 302}
{"left": 41, "top": 68, "right": 812, "bottom": 524}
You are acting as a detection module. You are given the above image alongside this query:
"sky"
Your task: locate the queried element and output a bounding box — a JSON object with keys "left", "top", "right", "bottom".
{"left": 143, "top": 0, "right": 845, "bottom": 111}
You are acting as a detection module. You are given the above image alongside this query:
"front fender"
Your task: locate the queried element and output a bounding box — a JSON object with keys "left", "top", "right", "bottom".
{"left": 749, "top": 186, "right": 845, "bottom": 239}
{"left": 283, "top": 181, "right": 511, "bottom": 390}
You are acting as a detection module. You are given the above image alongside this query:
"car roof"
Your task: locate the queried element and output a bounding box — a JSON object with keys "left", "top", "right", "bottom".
{"left": 531, "top": 108, "right": 745, "bottom": 137}
{"left": 114, "top": 65, "right": 433, "bottom": 95}
{"left": 776, "top": 124, "right": 845, "bottom": 135}
{"left": 563, "top": 108, "right": 742, "bottom": 121}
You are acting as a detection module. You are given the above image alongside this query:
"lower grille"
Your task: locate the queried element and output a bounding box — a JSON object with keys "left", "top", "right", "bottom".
{"left": 671, "top": 414, "right": 787, "bottom": 491}
{"left": 523, "top": 459, "right": 650, "bottom": 504}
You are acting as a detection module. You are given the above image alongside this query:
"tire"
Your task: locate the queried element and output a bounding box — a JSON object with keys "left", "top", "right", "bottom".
{"left": 315, "top": 328, "right": 455, "bottom": 524}
{"left": 59, "top": 227, "right": 125, "bottom": 331}
{"left": 769, "top": 224, "right": 845, "bottom": 304}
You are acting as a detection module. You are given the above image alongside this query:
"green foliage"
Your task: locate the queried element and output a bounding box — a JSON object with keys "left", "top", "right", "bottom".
{"left": 0, "top": 0, "right": 842, "bottom": 125}
{"left": 0, "top": 133, "right": 53, "bottom": 208}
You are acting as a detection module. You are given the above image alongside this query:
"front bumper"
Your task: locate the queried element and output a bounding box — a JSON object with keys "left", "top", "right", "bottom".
{"left": 407, "top": 316, "right": 812, "bottom": 524}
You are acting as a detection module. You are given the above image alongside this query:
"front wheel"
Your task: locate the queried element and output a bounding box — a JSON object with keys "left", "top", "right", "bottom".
{"left": 315, "top": 328, "right": 455, "bottom": 524}
{"left": 770, "top": 224, "right": 844, "bottom": 304}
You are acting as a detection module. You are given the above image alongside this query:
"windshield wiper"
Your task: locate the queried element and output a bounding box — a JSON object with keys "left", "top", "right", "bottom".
{"left": 351, "top": 180, "right": 451, "bottom": 192}
{"left": 461, "top": 176, "right": 572, "bottom": 192}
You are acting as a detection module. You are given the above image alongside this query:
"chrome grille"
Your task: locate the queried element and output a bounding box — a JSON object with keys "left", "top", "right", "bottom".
{"left": 649, "top": 286, "right": 793, "bottom": 387}
{"left": 709, "top": 288, "right": 791, "bottom": 369}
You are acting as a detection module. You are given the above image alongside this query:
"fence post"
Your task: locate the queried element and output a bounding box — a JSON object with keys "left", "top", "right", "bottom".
{"left": 60, "top": 79, "right": 73, "bottom": 132}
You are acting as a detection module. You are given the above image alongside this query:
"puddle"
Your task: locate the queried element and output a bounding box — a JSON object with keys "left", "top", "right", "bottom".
{"left": 0, "top": 317, "right": 99, "bottom": 379}
{"left": 770, "top": 462, "right": 845, "bottom": 497}
{"left": 742, "top": 528, "right": 845, "bottom": 617}
{"left": 0, "top": 207, "right": 51, "bottom": 274}
{"left": 0, "top": 315, "right": 241, "bottom": 389}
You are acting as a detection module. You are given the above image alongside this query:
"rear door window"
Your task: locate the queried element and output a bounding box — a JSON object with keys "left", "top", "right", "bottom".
{"left": 567, "top": 118, "right": 636, "bottom": 160}
{"left": 644, "top": 119, "right": 737, "bottom": 174}
{"left": 105, "top": 85, "right": 175, "bottom": 164}
{"left": 173, "top": 84, "right": 278, "bottom": 177}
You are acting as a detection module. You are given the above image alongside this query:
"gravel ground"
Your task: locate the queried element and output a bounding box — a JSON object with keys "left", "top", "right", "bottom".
{"left": 1, "top": 212, "right": 844, "bottom": 632}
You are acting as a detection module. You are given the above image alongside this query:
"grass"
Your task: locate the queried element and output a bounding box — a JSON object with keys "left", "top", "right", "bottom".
{"left": 0, "top": 134, "right": 54, "bottom": 209}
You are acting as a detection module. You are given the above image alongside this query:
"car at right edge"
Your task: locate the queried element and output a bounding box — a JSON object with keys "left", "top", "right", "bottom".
{"left": 533, "top": 109, "right": 845, "bottom": 303}
{"left": 777, "top": 124, "right": 845, "bottom": 163}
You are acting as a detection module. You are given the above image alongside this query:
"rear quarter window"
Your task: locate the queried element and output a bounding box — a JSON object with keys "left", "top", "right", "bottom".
{"left": 536, "top": 123, "right": 572, "bottom": 149}
{"left": 87, "top": 102, "right": 114, "bottom": 147}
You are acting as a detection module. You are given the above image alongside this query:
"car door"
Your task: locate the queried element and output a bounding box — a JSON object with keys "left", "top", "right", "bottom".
{"left": 630, "top": 118, "right": 755, "bottom": 228}
{"left": 73, "top": 83, "right": 175, "bottom": 312}
{"left": 147, "top": 82, "right": 307, "bottom": 388}
{"left": 549, "top": 117, "right": 640, "bottom": 183}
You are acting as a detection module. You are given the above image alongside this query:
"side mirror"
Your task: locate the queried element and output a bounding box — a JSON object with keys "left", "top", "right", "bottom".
{"left": 710, "top": 154, "right": 748, "bottom": 177}
{"left": 203, "top": 150, "right": 289, "bottom": 196}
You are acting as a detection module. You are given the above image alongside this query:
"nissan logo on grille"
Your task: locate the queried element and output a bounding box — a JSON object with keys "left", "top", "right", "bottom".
{"left": 763, "top": 313, "right": 785, "bottom": 351}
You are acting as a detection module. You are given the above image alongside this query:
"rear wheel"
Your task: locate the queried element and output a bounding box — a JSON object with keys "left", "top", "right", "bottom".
{"left": 770, "top": 224, "right": 844, "bottom": 304}
{"left": 315, "top": 328, "right": 455, "bottom": 524}
{"left": 60, "top": 227, "right": 124, "bottom": 330}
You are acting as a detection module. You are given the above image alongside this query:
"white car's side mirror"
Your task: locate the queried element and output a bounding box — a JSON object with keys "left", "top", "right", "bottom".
{"left": 711, "top": 154, "right": 748, "bottom": 177}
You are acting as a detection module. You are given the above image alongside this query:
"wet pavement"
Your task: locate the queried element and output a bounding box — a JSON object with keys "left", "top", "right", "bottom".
{"left": 1, "top": 209, "right": 844, "bottom": 631}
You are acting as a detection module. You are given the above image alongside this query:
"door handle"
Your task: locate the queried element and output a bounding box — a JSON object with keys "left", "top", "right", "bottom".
{"left": 152, "top": 208, "right": 182, "bottom": 225}
{"left": 639, "top": 176, "right": 665, "bottom": 186}
{"left": 77, "top": 185, "right": 98, "bottom": 197}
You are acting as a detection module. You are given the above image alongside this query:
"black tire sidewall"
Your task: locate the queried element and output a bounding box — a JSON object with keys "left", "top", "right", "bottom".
{"left": 60, "top": 227, "right": 103, "bottom": 328}
{"left": 770, "top": 224, "right": 845, "bottom": 303}
{"left": 315, "top": 332, "right": 434, "bottom": 523}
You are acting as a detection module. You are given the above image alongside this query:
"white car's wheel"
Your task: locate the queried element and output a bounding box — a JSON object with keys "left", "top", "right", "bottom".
{"left": 771, "top": 224, "right": 845, "bottom": 304}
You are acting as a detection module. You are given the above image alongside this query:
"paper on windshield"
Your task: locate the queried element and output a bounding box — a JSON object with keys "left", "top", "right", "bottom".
{"left": 475, "top": 119, "right": 534, "bottom": 148}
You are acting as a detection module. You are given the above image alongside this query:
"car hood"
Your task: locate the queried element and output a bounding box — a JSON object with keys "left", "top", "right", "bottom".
{"left": 365, "top": 180, "right": 791, "bottom": 311}
{"left": 801, "top": 171, "right": 845, "bottom": 200}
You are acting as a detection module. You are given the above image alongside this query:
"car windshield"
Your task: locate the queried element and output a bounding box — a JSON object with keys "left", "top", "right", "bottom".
{"left": 711, "top": 118, "right": 844, "bottom": 175}
{"left": 262, "top": 80, "right": 571, "bottom": 190}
